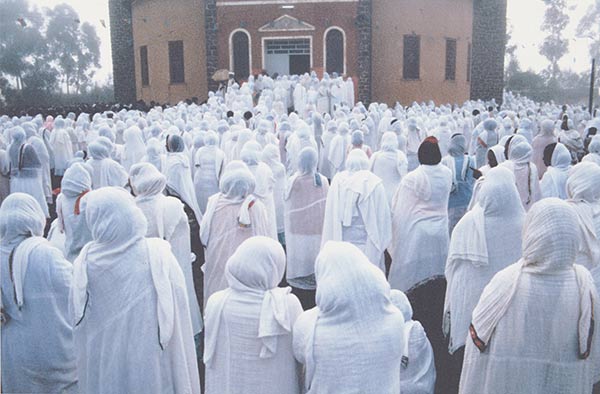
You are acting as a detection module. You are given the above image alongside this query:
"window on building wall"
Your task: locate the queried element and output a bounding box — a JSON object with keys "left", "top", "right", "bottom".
{"left": 232, "top": 31, "right": 250, "bottom": 80}
{"left": 168, "top": 40, "right": 185, "bottom": 84}
{"left": 403, "top": 35, "right": 420, "bottom": 80}
{"left": 140, "top": 46, "right": 149, "bottom": 86}
{"left": 445, "top": 38, "right": 457, "bottom": 81}
{"left": 467, "top": 43, "right": 472, "bottom": 82}
{"left": 325, "top": 28, "right": 344, "bottom": 74}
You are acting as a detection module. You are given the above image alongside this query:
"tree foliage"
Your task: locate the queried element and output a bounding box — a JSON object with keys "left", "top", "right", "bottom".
{"left": 0, "top": 0, "right": 105, "bottom": 108}
{"left": 539, "top": 0, "right": 570, "bottom": 80}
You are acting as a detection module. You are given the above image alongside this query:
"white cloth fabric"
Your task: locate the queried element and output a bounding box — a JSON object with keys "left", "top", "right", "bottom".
{"left": 130, "top": 163, "right": 203, "bottom": 335}
{"left": 321, "top": 163, "right": 392, "bottom": 271}
{"left": 204, "top": 237, "right": 303, "bottom": 394}
{"left": 88, "top": 140, "right": 128, "bottom": 189}
{"left": 166, "top": 151, "right": 203, "bottom": 222}
{"left": 56, "top": 163, "right": 93, "bottom": 262}
{"left": 500, "top": 135, "right": 541, "bottom": 211}
{"left": 460, "top": 198, "right": 600, "bottom": 394}
{"left": 389, "top": 164, "right": 452, "bottom": 291}
{"left": 194, "top": 145, "right": 225, "bottom": 214}
{"left": 200, "top": 165, "right": 271, "bottom": 306}
{"left": 370, "top": 148, "right": 408, "bottom": 205}
{"left": 121, "top": 126, "right": 146, "bottom": 172}
{"left": 390, "top": 290, "right": 436, "bottom": 394}
{"left": 443, "top": 167, "right": 525, "bottom": 353}
{"left": 293, "top": 242, "right": 405, "bottom": 394}
{"left": 50, "top": 123, "right": 74, "bottom": 175}
{"left": 70, "top": 187, "right": 200, "bottom": 394}
{"left": 0, "top": 193, "right": 78, "bottom": 394}
{"left": 285, "top": 172, "right": 329, "bottom": 283}
{"left": 540, "top": 143, "right": 571, "bottom": 199}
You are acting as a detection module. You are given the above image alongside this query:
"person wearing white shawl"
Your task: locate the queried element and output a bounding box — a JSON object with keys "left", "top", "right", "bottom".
{"left": 56, "top": 163, "right": 93, "bottom": 262}
{"left": 540, "top": 142, "right": 571, "bottom": 199}
{"left": 28, "top": 136, "right": 53, "bottom": 204}
{"left": 370, "top": 131, "right": 408, "bottom": 205}
{"left": 0, "top": 193, "right": 77, "bottom": 393}
{"left": 194, "top": 131, "right": 225, "bottom": 214}
{"left": 390, "top": 290, "right": 436, "bottom": 394}
{"left": 262, "top": 144, "right": 287, "bottom": 241}
{"left": 321, "top": 149, "right": 391, "bottom": 271}
{"left": 200, "top": 162, "right": 271, "bottom": 307}
{"left": 285, "top": 147, "right": 329, "bottom": 308}
{"left": 130, "top": 163, "right": 203, "bottom": 335}
{"left": 318, "top": 120, "right": 337, "bottom": 179}
{"left": 0, "top": 146, "right": 9, "bottom": 205}
{"left": 241, "top": 145, "right": 278, "bottom": 239}
{"left": 121, "top": 126, "right": 147, "bottom": 172}
{"left": 406, "top": 118, "right": 427, "bottom": 171}
{"left": 459, "top": 198, "right": 600, "bottom": 394}
{"left": 8, "top": 128, "right": 50, "bottom": 218}
{"left": 389, "top": 137, "right": 452, "bottom": 291}
{"left": 293, "top": 241, "right": 405, "bottom": 394}
{"left": 70, "top": 187, "right": 200, "bottom": 394}
{"left": 87, "top": 137, "right": 128, "bottom": 189}
{"left": 478, "top": 145, "right": 505, "bottom": 175}
{"left": 566, "top": 162, "right": 600, "bottom": 286}
{"left": 442, "top": 167, "right": 524, "bottom": 390}
{"left": 475, "top": 119, "right": 498, "bottom": 169}
{"left": 49, "top": 118, "right": 74, "bottom": 176}
{"left": 532, "top": 119, "right": 557, "bottom": 179}
{"left": 165, "top": 134, "right": 203, "bottom": 223}
{"left": 583, "top": 135, "right": 600, "bottom": 166}
{"left": 141, "top": 137, "right": 167, "bottom": 173}
{"left": 500, "top": 135, "right": 541, "bottom": 211}
{"left": 327, "top": 122, "right": 351, "bottom": 178}
{"left": 204, "top": 236, "right": 303, "bottom": 394}
{"left": 442, "top": 133, "right": 476, "bottom": 234}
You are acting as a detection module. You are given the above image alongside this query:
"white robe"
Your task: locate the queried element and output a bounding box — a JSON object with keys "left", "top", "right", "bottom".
{"left": 370, "top": 150, "right": 408, "bottom": 205}
{"left": 389, "top": 164, "right": 452, "bottom": 291}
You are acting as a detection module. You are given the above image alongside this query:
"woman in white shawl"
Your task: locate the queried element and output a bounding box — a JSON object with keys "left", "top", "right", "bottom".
{"left": 56, "top": 163, "right": 93, "bottom": 262}
{"left": 194, "top": 131, "right": 225, "bottom": 214}
{"left": 49, "top": 118, "right": 74, "bottom": 176}
{"left": 442, "top": 167, "right": 524, "bottom": 391}
{"left": 285, "top": 147, "right": 329, "bottom": 309}
{"left": 165, "top": 134, "right": 203, "bottom": 224}
{"left": 141, "top": 137, "right": 167, "bottom": 173}
{"left": 327, "top": 122, "right": 351, "bottom": 179}
{"left": 204, "top": 236, "right": 303, "bottom": 394}
{"left": 318, "top": 120, "right": 337, "bottom": 179}
{"left": 500, "top": 135, "right": 541, "bottom": 211}
{"left": 370, "top": 131, "right": 408, "bottom": 205}
{"left": 389, "top": 137, "right": 452, "bottom": 292}
{"left": 531, "top": 119, "right": 557, "bottom": 178}
{"left": 540, "top": 142, "right": 571, "bottom": 199}
{"left": 241, "top": 145, "right": 278, "bottom": 239}
{"left": 566, "top": 162, "right": 600, "bottom": 286}
{"left": 390, "top": 290, "right": 436, "bottom": 394}
{"left": 121, "top": 126, "right": 147, "bottom": 172}
{"left": 70, "top": 187, "right": 200, "bottom": 394}
{"left": 293, "top": 241, "right": 405, "bottom": 394}
{"left": 583, "top": 135, "right": 600, "bottom": 166}
{"left": 28, "top": 136, "right": 53, "bottom": 205}
{"left": 130, "top": 163, "right": 203, "bottom": 336}
{"left": 8, "top": 127, "right": 49, "bottom": 218}
{"left": 200, "top": 162, "right": 271, "bottom": 307}
{"left": 0, "top": 193, "right": 77, "bottom": 393}
{"left": 478, "top": 145, "right": 505, "bottom": 175}
{"left": 322, "top": 149, "right": 392, "bottom": 271}
{"left": 262, "top": 144, "right": 287, "bottom": 241}
{"left": 87, "top": 137, "right": 128, "bottom": 189}
{"left": 459, "top": 199, "right": 600, "bottom": 394}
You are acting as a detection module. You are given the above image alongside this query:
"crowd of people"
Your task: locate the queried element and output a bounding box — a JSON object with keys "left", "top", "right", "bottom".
{"left": 1, "top": 71, "right": 600, "bottom": 394}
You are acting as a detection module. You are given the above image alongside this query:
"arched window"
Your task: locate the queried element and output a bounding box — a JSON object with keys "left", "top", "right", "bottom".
{"left": 231, "top": 30, "right": 250, "bottom": 80}
{"left": 325, "top": 28, "right": 345, "bottom": 75}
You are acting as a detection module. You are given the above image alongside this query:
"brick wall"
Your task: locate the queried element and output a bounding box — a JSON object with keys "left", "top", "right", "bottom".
{"left": 109, "top": 0, "right": 136, "bottom": 104}
{"left": 357, "top": 0, "right": 372, "bottom": 104}
{"left": 470, "top": 0, "right": 507, "bottom": 105}
{"left": 205, "top": 0, "right": 218, "bottom": 92}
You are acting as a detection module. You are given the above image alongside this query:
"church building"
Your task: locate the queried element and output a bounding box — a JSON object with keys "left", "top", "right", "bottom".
{"left": 109, "top": 0, "right": 506, "bottom": 106}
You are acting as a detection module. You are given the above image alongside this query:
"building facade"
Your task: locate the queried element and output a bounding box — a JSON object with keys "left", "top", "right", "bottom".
{"left": 109, "top": 0, "right": 507, "bottom": 106}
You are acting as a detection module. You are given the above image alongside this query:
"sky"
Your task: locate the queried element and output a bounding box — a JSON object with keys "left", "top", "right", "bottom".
{"left": 30, "top": 0, "right": 597, "bottom": 83}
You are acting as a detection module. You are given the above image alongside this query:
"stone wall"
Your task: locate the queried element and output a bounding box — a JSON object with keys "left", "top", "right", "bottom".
{"left": 109, "top": 0, "right": 136, "bottom": 104}
{"left": 205, "top": 0, "right": 218, "bottom": 92}
{"left": 357, "top": 0, "right": 372, "bottom": 104}
{"left": 470, "top": 0, "right": 507, "bottom": 105}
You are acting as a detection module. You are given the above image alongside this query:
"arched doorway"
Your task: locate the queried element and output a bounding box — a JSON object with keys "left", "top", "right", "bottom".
{"left": 325, "top": 27, "right": 345, "bottom": 75}
{"left": 230, "top": 30, "right": 251, "bottom": 80}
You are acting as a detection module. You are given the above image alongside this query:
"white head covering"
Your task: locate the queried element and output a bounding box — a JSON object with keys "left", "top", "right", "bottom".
{"left": 470, "top": 198, "right": 595, "bottom": 359}
{"left": 204, "top": 236, "right": 293, "bottom": 366}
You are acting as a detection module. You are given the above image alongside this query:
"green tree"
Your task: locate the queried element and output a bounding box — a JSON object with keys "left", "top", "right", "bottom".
{"left": 539, "top": 0, "right": 570, "bottom": 81}
{"left": 45, "top": 4, "right": 100, "bottom": 94}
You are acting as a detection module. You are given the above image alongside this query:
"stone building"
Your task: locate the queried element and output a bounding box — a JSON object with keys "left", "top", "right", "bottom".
{"left": 109, "top": 0, "right": 507, "bottom": 106}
